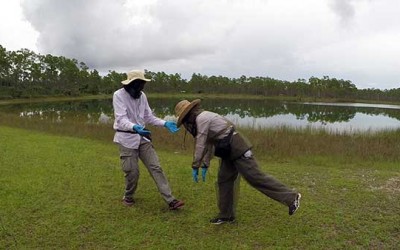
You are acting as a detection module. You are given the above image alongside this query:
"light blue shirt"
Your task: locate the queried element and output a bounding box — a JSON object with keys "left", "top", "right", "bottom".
{"left": 113, "top": 88, "right": 165, "bottom": 149}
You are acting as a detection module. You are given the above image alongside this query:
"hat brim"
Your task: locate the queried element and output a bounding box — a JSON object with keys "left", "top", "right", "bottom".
{"left": 121, "top": 77, "right": 151, "bottom": 85}
{"left": 177, "top": 99, "right": 201, "bottom": 127}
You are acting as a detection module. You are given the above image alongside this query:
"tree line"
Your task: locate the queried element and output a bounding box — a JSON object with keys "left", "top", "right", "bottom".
{"left": 1, "top": 45, "right": 399, "bottom": 102}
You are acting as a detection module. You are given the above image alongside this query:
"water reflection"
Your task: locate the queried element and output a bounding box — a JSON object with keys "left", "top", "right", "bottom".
{"left": 1, "top": 98, "right": 400, "bottom": 133}
{"left": 202, "top": 99, "right": 400, "bottom": 132}
{"left": 10, "top": 99, "right": 115, "bottom": 125}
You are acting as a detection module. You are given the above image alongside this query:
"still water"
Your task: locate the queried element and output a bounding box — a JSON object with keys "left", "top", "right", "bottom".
{"left": 1, "top": 98, "right": 400, "bottom": 133}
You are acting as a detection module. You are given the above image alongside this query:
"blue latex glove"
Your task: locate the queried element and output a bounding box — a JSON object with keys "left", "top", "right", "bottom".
{"left": 132, "top": 125, "right": 151, "bottom": 136}
{"left": 164, "top": 121, "right": 180, "bottom": 133}
{"left": 201, "top": 164, "right": 208, "bottom": 182}
{"left": 192, "top": 168, "right": 199, "bottom": 183}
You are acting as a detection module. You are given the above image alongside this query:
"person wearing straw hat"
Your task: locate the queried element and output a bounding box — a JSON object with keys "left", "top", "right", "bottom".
{"left": 113, "top": 69, "right": 184, "bottom": 210}
{"left": 174, "top": 99, "right": 301, "bottom": 224}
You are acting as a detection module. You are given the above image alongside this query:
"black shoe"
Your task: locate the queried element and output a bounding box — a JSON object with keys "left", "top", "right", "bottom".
{"left": 122, "top": 196, "right": 135, "bottom": 207}
{"left": 210, "top": 217, "right": 235, "bottom": 225}
{"left": 169, "top": 199, "right": 185, "bottom": 210}
{"left": 289, "top": 193, "right": 301, "bottom": 215}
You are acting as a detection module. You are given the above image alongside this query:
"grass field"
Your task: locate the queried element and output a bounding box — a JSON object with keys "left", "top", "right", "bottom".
{"left": 0, "top": 126, "right": 399, "bottom": 249}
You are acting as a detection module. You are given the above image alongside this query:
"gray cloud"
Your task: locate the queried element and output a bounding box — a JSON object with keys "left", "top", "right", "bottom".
{"left": 329, "top": 0, "right": 356, "bottom": 25}
{"left": 21, "top": 0, "right": 227, "bottom": 70}
{"left": 18, "top": 0, "right": 400, "bottom": 89}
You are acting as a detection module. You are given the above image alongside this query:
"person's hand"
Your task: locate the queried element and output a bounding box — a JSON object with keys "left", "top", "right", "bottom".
{"left": 201, "top": 163, "right": 208, "bottom": 182}
{"left": 164, "top": 121, "right": 180, "bottom": 133}
{"left": 132, "top": 124, "right": 151, "bottom": 136}
{"left": 192, "top": 168, "right": 199, "bottom": 183}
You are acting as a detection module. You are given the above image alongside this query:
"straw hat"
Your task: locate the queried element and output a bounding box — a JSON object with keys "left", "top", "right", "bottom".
{"left": 121, "top": 70, "right": 151, "bottom": 85}
{"left": 175, "top": 99, "right": 201, "bottom": 127}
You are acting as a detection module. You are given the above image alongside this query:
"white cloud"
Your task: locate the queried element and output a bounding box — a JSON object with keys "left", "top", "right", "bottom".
{"left": 0, "top": 0, "right": 38, "bottom": 51}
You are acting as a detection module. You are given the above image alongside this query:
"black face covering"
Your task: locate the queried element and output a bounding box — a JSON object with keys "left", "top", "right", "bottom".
{"left": 183, "top": 115, "right": 197, "bottom": 137}
{"left": 182, "top": 105, "right": 204, "bottom": 137}
{"left": 123, "top": 80, "right": 146, "bottom": 99}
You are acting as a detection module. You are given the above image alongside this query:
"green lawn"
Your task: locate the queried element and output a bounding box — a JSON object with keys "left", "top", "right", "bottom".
{"left": 0, "top": 126, "right": 399, "bottom": 249}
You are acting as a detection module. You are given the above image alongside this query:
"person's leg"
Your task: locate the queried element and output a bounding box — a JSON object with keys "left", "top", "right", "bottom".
{"left": 217, "top": 158, "right": 239, "bottom": 218}
{"left": 118, "top": 145, "right": 140, "bottom": 203}
{"left": 138, "top": 139, "right": 176, "bottom": 204}
{"left": 235, "top": 150, "right": 298, "bottom": 207}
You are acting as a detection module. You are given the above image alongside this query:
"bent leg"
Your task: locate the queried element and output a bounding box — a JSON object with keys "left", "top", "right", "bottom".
{"left": 139, "top": 139, "right": 175, "bottom": 204}
{"left": 235, "top": 151, "right": 297, "bottom": 206}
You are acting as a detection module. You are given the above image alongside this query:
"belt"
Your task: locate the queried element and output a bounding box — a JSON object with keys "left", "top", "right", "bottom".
{"left": 116, "top": 129, "right": 138, "bottom": 134}
{"left": 115, "top": 129, "right": 152, "bottom": 141}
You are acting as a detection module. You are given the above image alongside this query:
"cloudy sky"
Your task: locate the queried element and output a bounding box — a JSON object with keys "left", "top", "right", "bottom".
{"left": 0, "top": 0, "right": 399, "bottom": 89}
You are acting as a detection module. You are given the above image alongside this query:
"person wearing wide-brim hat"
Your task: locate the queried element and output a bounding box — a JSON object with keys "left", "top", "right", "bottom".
{"left": 174, "top": 99, "right": 302, "bottom": 224}
{"left": 112, "top": 69, "right": 184, "bottom": 210}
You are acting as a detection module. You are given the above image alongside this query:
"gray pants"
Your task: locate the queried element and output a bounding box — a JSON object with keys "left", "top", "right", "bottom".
{"left": 218, "top": 150, "right": 297, "bottom": 218}
{"left": 118, "top": 139, "right": 175, "bottom": 204}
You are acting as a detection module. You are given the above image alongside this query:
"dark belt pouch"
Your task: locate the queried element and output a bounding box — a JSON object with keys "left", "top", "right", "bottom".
{"left": 214, "top": 129, "right": 234, "bottom": 158}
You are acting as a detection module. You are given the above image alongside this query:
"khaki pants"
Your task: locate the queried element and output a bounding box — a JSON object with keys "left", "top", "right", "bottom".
{"left": 217, "top": 150, "right": 297, "bottom": 218}
{"left": 118, "top": 139, "right": 175, "bottom": 204}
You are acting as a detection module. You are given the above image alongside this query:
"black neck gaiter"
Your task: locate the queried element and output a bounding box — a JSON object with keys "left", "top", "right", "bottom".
{"left": 123, "top": 81, "right": 145, "bottom": 99}
{"left": 183, "top": 106, "right": 204, "bottom": 137}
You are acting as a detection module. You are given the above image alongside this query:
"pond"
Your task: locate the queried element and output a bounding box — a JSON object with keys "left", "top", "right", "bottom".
{"left": 1, "top": 97, "right": 400, "bottom": 133}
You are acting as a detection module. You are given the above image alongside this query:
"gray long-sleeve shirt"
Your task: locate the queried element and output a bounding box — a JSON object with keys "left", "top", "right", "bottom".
{"left": 112, "top": 88, "right": 166, "bottom": 149}
{"left": 192, "top": 111, "right": 232, "bottom": 168}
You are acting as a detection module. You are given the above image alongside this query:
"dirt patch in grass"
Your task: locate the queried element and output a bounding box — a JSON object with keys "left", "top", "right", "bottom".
{"left": 382, "top": 177, "right": 400, "bottom": 193}
{"left": 374, "top": 176, "right": 400, "bottom": 193}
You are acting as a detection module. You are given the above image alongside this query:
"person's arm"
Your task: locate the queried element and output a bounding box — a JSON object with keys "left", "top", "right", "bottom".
{"left": 113, "top": 91, "right": 135, "bottom": 131}
{"left": 202, "top": 144, "right": 213, "bottom": 167}
{"left": 142, "top": 93, "right": 165, "bottom": 127}
{"left": 192, "top": 117, "right": 211, "bottom": 169}
{"left": 198, "top": 144, "right": 213, "bottom": 182}
{"left": 141, "top": 93, "right": 179, "bottom": 133}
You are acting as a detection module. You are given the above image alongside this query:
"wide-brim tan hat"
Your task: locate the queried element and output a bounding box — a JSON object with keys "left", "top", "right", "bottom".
{"left": 121, "top": 70, "right": 151, "bottom": 85}
{"left": 175, "top": 99, "right": 201, "bottom": 127}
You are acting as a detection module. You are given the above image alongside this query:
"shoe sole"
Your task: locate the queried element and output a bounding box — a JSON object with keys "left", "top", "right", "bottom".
{"left": 296, "top": 193, "right": 301, "bottom": 210}
{"left": 210, "top": 219, "right": 236, "bottom": 225}
{"left": 169, "top": 201, "right": 185, "bottom": 210}
{"left": 289, "top": 193, "right": 301, "bottom": 215}
{"left": 122, "top": 198, "right": 134, "bottom": 207}
{"left": 122, "top": 201, "right": 134, "bottom": 207}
